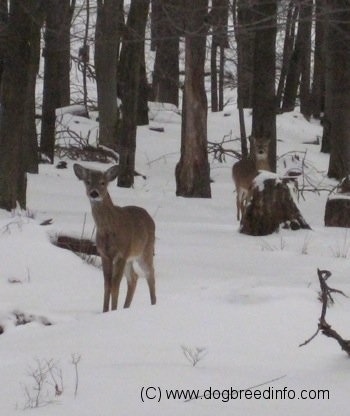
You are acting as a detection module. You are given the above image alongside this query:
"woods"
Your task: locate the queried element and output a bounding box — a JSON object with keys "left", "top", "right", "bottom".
{"left": 0, "top": 1, "right": 349, "bottom": 212}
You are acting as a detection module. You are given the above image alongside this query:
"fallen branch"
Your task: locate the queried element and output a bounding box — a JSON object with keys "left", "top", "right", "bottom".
{"left": 300, "top": 269, "right": 350, "bottom": 355}
{"left": 54, "top": 235, "right": 98, "bottom": 256}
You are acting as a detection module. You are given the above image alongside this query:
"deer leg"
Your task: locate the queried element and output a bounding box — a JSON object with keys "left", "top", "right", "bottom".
{"left": 123, "top": 263, "right": 138, "bottom": 308}
{"left": 101, "top": 256, "right": 112, "bottom": 313}
{"left": 236, "top": 192, "right": 241, "bottom": 221}
{"left": 138, "top": 248, "right": 156, "bottom": 305}
{"left": 110, "top": 256, "right": 126, "bottom": 310}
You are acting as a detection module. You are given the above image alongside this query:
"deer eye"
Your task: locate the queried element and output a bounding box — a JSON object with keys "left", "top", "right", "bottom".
{"left": 100, "top": 181, "right": 105, "bottom": 186}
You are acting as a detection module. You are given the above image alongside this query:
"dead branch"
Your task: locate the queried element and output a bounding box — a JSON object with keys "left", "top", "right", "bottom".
{"left": 208, "top": 132, "right": 241, "bottom": 163}
{"left": 299, "top": 269, "right": 350, "bottom": 355}
{"left": 54, "top": 235, "right": 98, "bottom": 256}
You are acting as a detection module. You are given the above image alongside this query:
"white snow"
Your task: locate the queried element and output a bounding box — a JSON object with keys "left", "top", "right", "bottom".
{"left": 0, "top": 104, "right": 349, "bottom": 415}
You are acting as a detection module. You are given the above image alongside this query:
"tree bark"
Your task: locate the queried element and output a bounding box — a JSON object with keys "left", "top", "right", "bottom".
{"left": 282, "top": 0, "right": 312, "bottom": 115}
{"left": 0, "top": 0, "right": 35, "bottom": 210}
{"left": 235, "top": 0, "right": 254, "bottom": 108}
{"left": 276, "top": 1, "right": 297, "bottom": 110}
{"left": 210, "top": 0, "right": 228, "bottom": 112}
{"left": 117, "top": 0, "right": 150, "bottom": 188}
{"left": 23, "top": 3, "right": 44, "bottom": 174}
{"left": 40, "top": 0, "right": 75, "bottom": 162}
{"left": 251, "top": 0, "right": 277, "bottom": 172}
{"left": 311, "top": 0, "right": 326, "bottom": 119}
{"left": 175, "top": 0, "right": 211, "bottom": 198}
{"left": 95, "top": 0, "right": 123, "bottom": 149}
{"left": 151, "top": 0, "right": 180, "bottom": 107}
{"left": 326, "top": 0, "right": 350, "bottom": 179}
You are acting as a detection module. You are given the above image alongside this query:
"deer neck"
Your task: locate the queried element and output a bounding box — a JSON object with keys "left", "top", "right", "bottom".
{"left": 90, "top": 193, "right": 118, "bottom": 229}
{"left": 255, "top": 157, "right": 270, "bottom": 171}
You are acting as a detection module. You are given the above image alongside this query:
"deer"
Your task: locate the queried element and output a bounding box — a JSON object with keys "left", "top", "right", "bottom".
{"left": 232, "top": 136, "right": 271, "bottom": 221}
{"left": 73, "top": 163, "right": 156, "bottom": 312}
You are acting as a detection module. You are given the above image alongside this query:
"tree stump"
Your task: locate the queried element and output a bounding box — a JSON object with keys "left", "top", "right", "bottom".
{"left": 325, "top": 196, "right": 350, "bottom": 227}
{"left": 240, "top": 172, "right": 311, "bottom": 236}
{"left": 325, "top": 176, "right": 350, "bottom": 228}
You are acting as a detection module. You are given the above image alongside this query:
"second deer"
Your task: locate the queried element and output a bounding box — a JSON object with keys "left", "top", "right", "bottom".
{"left": 73, "top": 164, "right": 156, "bottom": 312}
{"left": 232, "top": 136, "right": 271, "bottom": 221}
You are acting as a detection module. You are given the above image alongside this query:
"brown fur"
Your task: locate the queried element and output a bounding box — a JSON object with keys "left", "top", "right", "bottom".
{"left": 232, "top": 137, "right": 271, "bottom": 221}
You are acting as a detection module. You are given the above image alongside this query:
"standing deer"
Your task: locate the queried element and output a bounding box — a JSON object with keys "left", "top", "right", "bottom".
{"left": 73, "top": 163, "right": 156, "bottom": 312}
{"left": 232, "top": 136, "right": 271, "bottom": 221}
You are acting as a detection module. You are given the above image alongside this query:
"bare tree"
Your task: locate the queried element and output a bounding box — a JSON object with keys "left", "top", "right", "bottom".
{"left": 311, "top": 0, "right": 326, "bottom": 120}
{"left": 326, "top": 0, "right": 350, "bottom": 179}
{"left": 281, "top": 0, "right": 312, "bottom": 117}
{"left": 117, "top": 0, "right": 150, "bottom": 188}
{"left": 0, "top": 0, "right": 38, "bottom": 210}
{"left": 95, "top": 0, "right": 123, "bottom": 149}
{"left": 175, "top": 0, "right": 211, "bottom": 198}
{"left": 151, "top": 0, "right": 180, "bottom": 107}
{"left": 210, "top": 0, "right": 229, "bottom": 112}
{"left": 251, "top": 0, "right": 277, "bottom": 172}
{"left": 40, "top": 0, "right": 75, "bottom": 162}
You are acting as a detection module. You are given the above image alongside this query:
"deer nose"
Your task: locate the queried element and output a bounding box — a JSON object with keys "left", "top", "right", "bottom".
{"left": 89, "top": 190, "right": 100, "bottom": 199}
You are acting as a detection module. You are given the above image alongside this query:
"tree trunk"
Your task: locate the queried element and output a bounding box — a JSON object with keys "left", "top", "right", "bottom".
{"left": 0, "top": 0, "right": 8, "bottom": 85}
{"left": 326, "top": 0, "right": 350, "bottom": 179}
{"left": 0, "top": 0, "right": 35, "bottom": 210}
{"left": 175, "top": 0, "right": 211, "bottom": 198}
{"left": 282, "top": 0, "right": 312, "bottom": 115}
{"left": 40, "top": 0, "right": 74, "bottom": 162}
{"left": 251, "top": 0, "right": 277, "bottom": 172}
{"left": 137, "top": 54, "right": 149, "bottom": 126}
{"left": 210, "top": 36, "right": 218, "bottom": 112}
{"left": 311, "top": 0, "right": 326, "bottom": 119}
{"left": 276, "top": 1, "right": 297, "bottom": 110}
{"left": 117, "top": 0, "right": 150, "bottom": 188}
{"left": 23, "top": 3, "right": 44, "bottom": 174}
{"left": 299, "top": 0, "right": 312, "bottom": 118}
{"left": 210, "top": 0, "right": 228, "bottom": 112}
{"left": 94, "top": 0, "right": 123, "bottom": 149}
{"left": 235, "top": 0, "right": 254, "bottom": 108}
{"left": 151, "top": 0, "right": 180, "bottom": 107}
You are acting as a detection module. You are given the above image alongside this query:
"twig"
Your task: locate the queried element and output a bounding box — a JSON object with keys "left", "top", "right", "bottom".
{"left": 300, "top": 269, "right": 350, "bottom": 355}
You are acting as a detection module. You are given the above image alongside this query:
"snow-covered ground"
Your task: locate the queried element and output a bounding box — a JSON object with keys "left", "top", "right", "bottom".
{"left": 0, "top": 102, "right": 349, "bottom": 415}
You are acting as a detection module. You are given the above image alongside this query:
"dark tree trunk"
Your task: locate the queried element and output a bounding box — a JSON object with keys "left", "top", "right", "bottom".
{"left": 117, "top": 0, "right": 150, "bottom": 188}
{"left": 137, "top": 54, "right": 149, "bottom": 126}
{"left": 235, "top": 0, "right": 254, "bottom": 108}
{"left": 299, "top": 0, "right": 312, "bottom": 118}
{"left": 95, "top": 0, "right": 123, "bottom": 149}
{"left": 23, "top": 3, "right": 44, "bottom": 174}
{"left": 276, "top": 1, "right": 298, "bottom": 110}
{"left": 251, "top": 0, "right": 277, "bottom": 172}
{"left": 211, "top": 36, "right": 219, "bottom": 112}
{"left": 175, "top": 0, "right": 211, "bottom": 198}
{"left": 0, "top": 0, "right": 35, "bottom": 210}
{"left": 40, "top": 0, "right": 74, "bottom": 162}
{"left": 210, "top": 0, "right": 228, "bottom": 112}
{"left": 151, "top": 0, "right": 180, "bottom": 107}
{"left": 326, "top": 0, "right": 350, "bottom": 179}
{"left": 311, "top": 0, "right": 326, "bottom": 119}
{"left": 282, "top": 0, "right": 312, "bottom": 115}
{"left": 0, "top": 0, "right": 8, "bottom": 85}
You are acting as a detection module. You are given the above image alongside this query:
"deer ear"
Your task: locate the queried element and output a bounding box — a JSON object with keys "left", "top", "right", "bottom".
{"left": 73, "top": 163, "right": 87, "bottom": 180}
{"left": 105, "top": 165, "right": 119, "bottom": 182}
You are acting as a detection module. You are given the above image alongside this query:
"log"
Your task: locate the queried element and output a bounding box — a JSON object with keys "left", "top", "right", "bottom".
{"left": 240, "top": 172, "right": 311, "bottom": 236}
{"left": 325, "top": 195, "right": 350, "bottom": 227}
{"left": 54, "top": 235, "right": 98, "bottom": 256}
